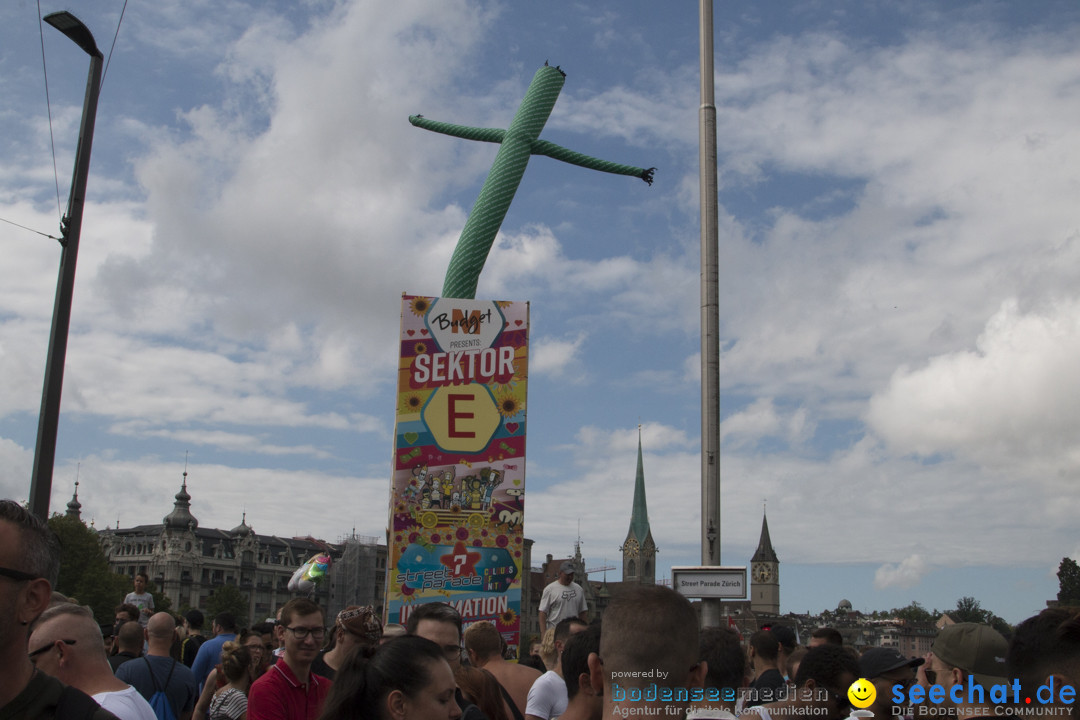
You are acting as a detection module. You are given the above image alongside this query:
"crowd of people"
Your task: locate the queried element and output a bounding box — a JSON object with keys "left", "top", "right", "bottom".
{"left": 3, "top": 499, "right": 1078, "bottom": 720}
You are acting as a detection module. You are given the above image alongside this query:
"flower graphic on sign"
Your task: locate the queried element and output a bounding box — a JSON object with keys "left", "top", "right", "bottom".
{"left": 409, "top": 297, "right": 432, "bottom": 316}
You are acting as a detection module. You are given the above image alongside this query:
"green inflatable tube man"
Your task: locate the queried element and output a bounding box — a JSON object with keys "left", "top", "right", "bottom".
{"left": 411, "top": 63, "right": 654, "bottom": 299}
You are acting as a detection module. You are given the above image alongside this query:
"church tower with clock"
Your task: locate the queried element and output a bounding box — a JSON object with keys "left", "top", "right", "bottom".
{"left": 621, "top": 427, "right": 657, "bottom": 584}
{"left": 750, "top": 510, "right": 779, "bottom": 614}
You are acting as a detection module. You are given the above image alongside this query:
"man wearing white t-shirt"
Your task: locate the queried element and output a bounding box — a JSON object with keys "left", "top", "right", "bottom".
{"left": 538, "top": 562, "right": 587, "bottom": 631}
{"left": 526, "top": 618, "right": 587, "bottom": 720}
{"left": 29, "top": 603, "right": 157, "bottom": 720}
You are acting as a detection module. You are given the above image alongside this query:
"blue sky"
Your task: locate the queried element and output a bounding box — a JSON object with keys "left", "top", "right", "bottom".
{"left": 3, "top": 0, "right": 1079, "bottom": 625}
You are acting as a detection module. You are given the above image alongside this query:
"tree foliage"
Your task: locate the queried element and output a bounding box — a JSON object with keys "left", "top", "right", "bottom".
{"left": 951, "top": 596, "right": 987, "bottom": 624}
{"left": 205, "top": 584, "right": 250, "bottom": 626}
{"left": 948, "top": 596, "right": 1011, "bottom": 639}
{"left": 48, "top": 514, "right": 131, "bottom": 624}
{"left": 1057, "top": 557, "right": 1080, "bottom": 606}
{"left": 891, "top": 601, "right": 937, "bottom": 623}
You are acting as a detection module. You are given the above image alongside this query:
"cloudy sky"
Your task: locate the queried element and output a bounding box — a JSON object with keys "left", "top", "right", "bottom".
{"left": 3, "top": 0, "right": 1079, "bottom": 624}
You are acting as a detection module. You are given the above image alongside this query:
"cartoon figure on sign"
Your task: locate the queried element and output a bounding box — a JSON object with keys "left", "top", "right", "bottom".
{"left": 404, "top": 464, "right": 428, "bottom": 504}
{"left": 430, "top": 477, "right": 443, "bottom": 509}
{"left": 419, "top": 477, "right": 433, "bottom": 509}
{"left": 469, "top": 478, "right": 485, "bottom": 510}
{"left": 481, "top": 468, "right": 503, "bottom": 511}
{"left": 434, "top": 468, "right": 453, "bottom": 510}
{"left": 440, "top": 472, "right": 455, "bottom": 510}
{"left": 288, "top": 552, "right": 331, "bottom": 593}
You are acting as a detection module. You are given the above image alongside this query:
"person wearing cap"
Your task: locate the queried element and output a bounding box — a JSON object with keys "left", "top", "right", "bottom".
{"left": 857, "top": 647, "right": 923, "bottom": 720}
{"left": 923, "top": 622, "right": 1009, "bottom": 716}
{"left": 310, "top": 605, "right": 382, "bottom": 681}
{"left": 538, "top": 562, "right": 588, "bottom": 631}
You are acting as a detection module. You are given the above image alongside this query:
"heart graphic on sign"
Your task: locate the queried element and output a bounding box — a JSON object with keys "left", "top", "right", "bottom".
{"left": 515, "top": 320, "right": 523, "bottom": 326}
{"left": 505, "top": 422, "right": 518, "bottom": 434}
{"left": 406, "top": 329, "right": 415, "bottom": 336}
{"left": 404, "top": 432, "right": 419, "bottom": 445}
{"left": 420, "top": 329, "right": 429, "bottom": 335}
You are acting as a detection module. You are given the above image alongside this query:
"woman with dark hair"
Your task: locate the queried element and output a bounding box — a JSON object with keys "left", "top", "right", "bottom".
{"left": 318, "top": 635, "right": 461, "bottom": 720}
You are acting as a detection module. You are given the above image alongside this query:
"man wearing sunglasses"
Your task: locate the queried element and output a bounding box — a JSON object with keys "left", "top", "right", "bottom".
{"left": 0, "top": 499, "right": 120, "bottom": 719}
{"left": 2, "top": 500, "right": 108, "bottom": 719}
{"left": 249, "top": 597, "right": 332, "bottom": 720}
{"left": 29, "top": 603, "right": 157, "bottom": 719}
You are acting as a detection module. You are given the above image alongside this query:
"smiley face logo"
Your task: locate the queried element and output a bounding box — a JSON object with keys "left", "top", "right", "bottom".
{"left": 848, "top": 678, "right": 876, "bottom": 709}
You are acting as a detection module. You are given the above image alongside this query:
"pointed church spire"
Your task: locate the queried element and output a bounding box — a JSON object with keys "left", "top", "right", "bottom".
{"left": 628, "top": 426, "right": 651, "bottom": 544}
{"left": 751, "top": 506, "right": 778, "bottom": 563}
{"left": 622, "top": 425, "right": 657, "bottom": 584}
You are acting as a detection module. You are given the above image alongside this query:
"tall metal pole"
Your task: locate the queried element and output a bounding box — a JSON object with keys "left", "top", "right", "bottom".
{"left": 29, "top": 12, "right": 104, "bottom": 520}
{"left": 699, "top": 0, "right": 722, "bottom": 627}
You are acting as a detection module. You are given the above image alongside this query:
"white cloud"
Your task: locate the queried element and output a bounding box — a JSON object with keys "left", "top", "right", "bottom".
{"left": 875, "top": 555, "right": 928, "bottom": 590}
{"left": 531, "top": 333, "right": 587, "bottom": 377}
{"left": 868, "top": 298, "right": 1080, "bottom": 477}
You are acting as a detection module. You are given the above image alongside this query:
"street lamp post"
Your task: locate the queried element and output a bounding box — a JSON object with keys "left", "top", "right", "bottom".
{"left": 699, "top": 0, "right": 723, "bottom": 627}
{"left": 29, "top": 11, "right": 103, "bottom": 520}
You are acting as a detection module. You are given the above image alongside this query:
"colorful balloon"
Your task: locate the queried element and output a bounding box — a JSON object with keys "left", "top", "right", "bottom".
{"left": 288, "top": 552, "right": 332, "bottom": 593}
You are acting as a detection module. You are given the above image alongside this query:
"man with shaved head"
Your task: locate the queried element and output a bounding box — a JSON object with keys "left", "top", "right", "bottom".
{"left": 29, "top": 603, "right": 156, "bottom": 720}
{"left": 109, "top": 621, "right": 144, "bottom": 672}
{"left": 117, "top": 612, "right": 198, "bottom": 720}
{"left": 588, "top": 585, "right": 706, "bottom": 720}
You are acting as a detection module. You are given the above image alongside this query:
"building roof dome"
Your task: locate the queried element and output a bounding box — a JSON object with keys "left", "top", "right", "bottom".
{"left": 231, "top": 512, "right": 252, "bottom": 537}
{"left": 163, "top": 472, "right": 199, "bottom": 530}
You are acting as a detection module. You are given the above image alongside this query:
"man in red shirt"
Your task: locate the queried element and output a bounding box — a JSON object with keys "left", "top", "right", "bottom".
{"left": 248, "top": 598, "right": 331, "bottom": 720}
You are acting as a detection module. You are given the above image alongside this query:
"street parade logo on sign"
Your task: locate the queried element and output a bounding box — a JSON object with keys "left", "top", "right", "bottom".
{"left": 387, "top": 295, "right": 528, "bottom": 653}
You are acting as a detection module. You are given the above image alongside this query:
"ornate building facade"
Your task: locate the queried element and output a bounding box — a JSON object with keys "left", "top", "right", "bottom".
{"left": 97, "top": 474, "right": 387, "bottom": 625}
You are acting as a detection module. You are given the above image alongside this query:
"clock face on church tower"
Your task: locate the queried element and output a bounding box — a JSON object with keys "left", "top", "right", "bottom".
{"left": 752, "top": 563, "right": 773, "bottom": 583}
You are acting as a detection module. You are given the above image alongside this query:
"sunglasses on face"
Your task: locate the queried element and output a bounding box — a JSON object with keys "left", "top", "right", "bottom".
{"left": 28, "top": 639, "right": 77, "bottom": 663}
{"left": 0, "top": 566, "right": 39, "bottom": 582}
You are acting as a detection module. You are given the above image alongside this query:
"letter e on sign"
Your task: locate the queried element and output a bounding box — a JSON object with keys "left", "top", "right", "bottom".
{"left": 423, "top": 385, "right": 501, "bottom": 453}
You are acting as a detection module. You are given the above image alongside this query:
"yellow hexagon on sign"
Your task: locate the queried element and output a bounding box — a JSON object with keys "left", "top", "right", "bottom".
{"left": 423, "top": 384, "right": 501, "bottom": 454}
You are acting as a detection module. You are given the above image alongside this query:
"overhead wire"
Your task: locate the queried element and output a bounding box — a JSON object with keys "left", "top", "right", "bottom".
{"left": 0, "top": 216, "right": 62, "bottom": 242}
{"left": 36, "top": 0, "right": 63, "bottom": 223}
{"left": 6, "top": 0, "right": 129, "bottom": 243}
{"left": 101, "top": 0, "right": 129, "bottom": 90}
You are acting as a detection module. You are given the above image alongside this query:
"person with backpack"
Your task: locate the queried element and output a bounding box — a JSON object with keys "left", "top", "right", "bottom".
{"left": 117, "top": 613, "right": 198, "bottom": 720}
